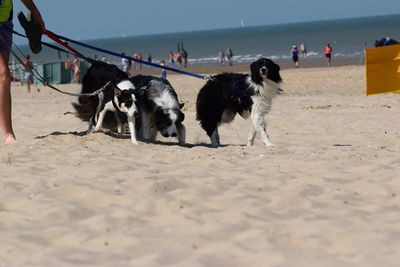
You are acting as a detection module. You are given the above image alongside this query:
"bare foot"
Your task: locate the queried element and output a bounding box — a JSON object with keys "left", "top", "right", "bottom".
{"left": 4, "top": 134, "right": 17, "bottom": 145}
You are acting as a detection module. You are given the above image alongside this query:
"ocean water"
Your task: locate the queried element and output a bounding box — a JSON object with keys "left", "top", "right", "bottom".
{"left": 14, "top": 13, "right": 400, "bottom": 66}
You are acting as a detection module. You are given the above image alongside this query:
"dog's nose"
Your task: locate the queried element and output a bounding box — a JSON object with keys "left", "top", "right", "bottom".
{"left": 261, "top": 67, "right": 267, "bottom": 74}
{"left": 134, "top": 111, "right": 139, "bottom": 118}
{"left": 171, "top": 133, "right": 177, "bottom": 137}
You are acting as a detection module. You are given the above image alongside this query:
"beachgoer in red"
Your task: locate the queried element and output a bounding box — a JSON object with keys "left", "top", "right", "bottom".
{"left": 325, "top": 44, "right": 333, "bottom": 66}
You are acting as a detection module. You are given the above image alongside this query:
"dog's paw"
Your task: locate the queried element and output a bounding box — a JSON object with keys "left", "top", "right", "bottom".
{"left": 131, "top": 140, "right": 139, "bottom": 145}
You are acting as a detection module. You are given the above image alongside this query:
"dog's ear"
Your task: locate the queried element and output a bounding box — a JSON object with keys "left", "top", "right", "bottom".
{"left": 250, "top": 60, "right": 262, "bottom": 84}
{"left": 269, "top": 62, "right": 282, "bottom": 83}
{"left": 114, "top": 86, "right": 122, "bottom": 97}
{"left": 179, "top": 102, "right": 185, "bottom": 109}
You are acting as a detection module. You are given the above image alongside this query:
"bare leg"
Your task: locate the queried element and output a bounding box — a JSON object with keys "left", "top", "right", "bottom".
{"left": 0, "top": 51, "right": 17, "bottom": 144}
{"left": 26, "top": 79, "right": 31, "bottom": 93}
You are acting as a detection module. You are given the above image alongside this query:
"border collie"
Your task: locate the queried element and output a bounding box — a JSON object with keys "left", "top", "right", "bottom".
{"left": 196, "top": 58, "right": 282, "bottom": 147}
{"left": 130, "top": 75, "right": 186, "bottom": 144}
{"left": 72, "top": 62, "right": 139, "bottom": 144}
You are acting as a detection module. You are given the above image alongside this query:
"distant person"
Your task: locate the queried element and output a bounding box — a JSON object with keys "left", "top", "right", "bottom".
{"left": 325, "top": 44, "right": 333, "bottom": 66}
{"left": 147, "top": 52, "right": 152, "bottom": 63}
{"left": 137, "top": 53, "right": 143, "bottom": 70}
{"left": 375, "top": 37, "right": 399, "bottom": 47}
{"left": 176, "top": 52, "right": 183, "bottom": 67}
{"left": 181, "top": 48, "right": 188, "bottom": 67}
{"left": 121, "top": 53, "right": 131, "bottom": 75}
{"left": 218, "top": 50, "right": 225, "bottom": 66}
{"left": 226, "top": 48, "right": 233, "bottom": 66}
{"left": 300, "top": 42, "right": 307, "bottom": 58}
{"left": 0, "top": 0, "right": 45, "bottom": 144}
{"left": 291, "top": 45, "right": 299, "bottom": 68}
{"left": 70, "top": 56, "right": 81, "bottom": 82}
{"left": 23, "top": 55, "right": 38, "bottom": 93}
{"left": 160, "top": 60, "right": 167, "bottom": 79}
{"left": 168, "top": 51, "right": 175, "bottom": 66}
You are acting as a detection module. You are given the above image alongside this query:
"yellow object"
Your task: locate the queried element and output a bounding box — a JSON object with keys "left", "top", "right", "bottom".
{"left": 0, "top": 0, "right": 13, "bottom": 22}
{"left": 365, "top": 44, "right": 400, "bottom": 95}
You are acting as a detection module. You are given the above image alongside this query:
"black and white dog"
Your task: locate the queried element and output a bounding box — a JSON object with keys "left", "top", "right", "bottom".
{"left": 196, "top": 58, "right": 282, "bottom": 147}
{"left": 130, "top": 75, "right": 186, "bottom": 144}
{"left": 72, "top": 62, "right": 139, "bottom": 144}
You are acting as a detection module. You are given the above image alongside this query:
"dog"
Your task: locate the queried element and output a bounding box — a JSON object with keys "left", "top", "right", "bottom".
{"left": 130, "top": 75, "right": 186, "bottom": 144}
{"left": 72, "top": 62, "right": 139, "bottom": 144}
{"left": 196, "top": 58, "right": 282, "bottom": 147}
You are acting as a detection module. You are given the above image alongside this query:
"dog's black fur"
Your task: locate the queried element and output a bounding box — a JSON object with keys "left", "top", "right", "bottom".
{"left": 196, "top": 58, "right": 282, "bottom": 147}
{"left": 72, "top": 62, "right": 139, "bottom": 144}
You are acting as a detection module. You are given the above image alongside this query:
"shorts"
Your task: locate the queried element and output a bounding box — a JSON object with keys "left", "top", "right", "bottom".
{"left": 292, "top": 55, "right": 299, "bottom": 62}
{"left": 0, "top": 21, "right": 13, "bottom": 52}
{"left": 24, "top": 72, "right": 33, "bottom": 83}
{"left": 325, "top": 53, "right": 331, "bottom": 58}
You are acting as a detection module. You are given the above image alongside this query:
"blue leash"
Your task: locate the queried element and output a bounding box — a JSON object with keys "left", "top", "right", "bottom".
{"left": 52, "top": 32, "right": 208, "bottom": 80}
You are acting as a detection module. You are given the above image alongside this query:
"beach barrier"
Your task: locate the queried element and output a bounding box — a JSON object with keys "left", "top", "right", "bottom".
{"left": 365, "top": 44, "right": 400, "bottom": 95}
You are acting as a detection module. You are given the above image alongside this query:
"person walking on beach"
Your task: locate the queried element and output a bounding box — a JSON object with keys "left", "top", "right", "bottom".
{"left": 325, "top": 43, "right": 333, "bottom": 66}
{"left": 121, "top": 53, "right": 131, "bottom": 75}
{"left": 70, "top": 56, "right": 81, "bottom": 82}
{"left": 291, "top": 45, "right": 299, "bottom": 68}
{"left": 181, "top": 47, "right": 188, "bottom": 68}
{"left": 0, "top": 0, "right": 45, "bottom": 144}
{"left": 176, "top": 51, "right": 183, "bottom": 67}
{"left": 168, "top": 51, "right": 175, "bottom": 66}
{"left": 300, "top": 42, "right": 307, "bottom": 58}
{"left": 218, "top": 50, "right": 225, "bottom": 66}
{"left": 23, "top": 54, "right": 38, "bottom": 93}
{"left": 146, "top": 52, "right": 152, "bottom": 63}
{"left": 160, "top": 60, "right": 167, "bottom": 80}
{"left": 226, "top": 47, "right": 233, "bottom": 66}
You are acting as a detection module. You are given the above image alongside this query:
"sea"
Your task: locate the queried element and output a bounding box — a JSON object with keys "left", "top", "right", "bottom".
{"left": 13, "top": 13, "right": 400, "bottom": 66}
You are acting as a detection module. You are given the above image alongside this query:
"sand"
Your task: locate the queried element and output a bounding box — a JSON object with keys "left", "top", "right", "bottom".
{"left": 1, "top": 65, "right": 399, "bottom": 267}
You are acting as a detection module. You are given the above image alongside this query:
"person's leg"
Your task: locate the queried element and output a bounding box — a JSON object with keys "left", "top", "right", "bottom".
{"left": 0, "top": 51, "right": 17, "bottom": 144}
{"left": 26, "top": 75, "right": 31, "bottom": 93}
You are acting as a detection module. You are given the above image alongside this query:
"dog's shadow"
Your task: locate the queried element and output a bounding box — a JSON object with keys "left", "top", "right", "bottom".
{"left": 35, "top": 131, "right": 229, "bottom": 148}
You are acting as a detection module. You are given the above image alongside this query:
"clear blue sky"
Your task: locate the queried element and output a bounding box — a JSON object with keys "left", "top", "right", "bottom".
{"left": 12, "top": 0, "right": 400, "bottom": 42}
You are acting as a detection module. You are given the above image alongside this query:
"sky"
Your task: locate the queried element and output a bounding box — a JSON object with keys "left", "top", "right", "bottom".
{"left": 12, "top": 0, "right": 400, "bottom": 43}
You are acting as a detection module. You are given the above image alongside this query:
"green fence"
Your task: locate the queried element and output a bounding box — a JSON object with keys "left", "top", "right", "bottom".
{"left": 19, "top": 61, "right": 90, "bottom": 85}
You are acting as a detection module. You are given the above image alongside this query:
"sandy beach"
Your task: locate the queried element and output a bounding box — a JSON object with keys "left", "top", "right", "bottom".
{"left": 1, "top": 64, "right": 400, "bottom": 267}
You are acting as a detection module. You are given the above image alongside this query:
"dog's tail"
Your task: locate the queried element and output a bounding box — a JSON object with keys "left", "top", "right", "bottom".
{"left": 71, "top": 96, "right": 97, "bottom": 122}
